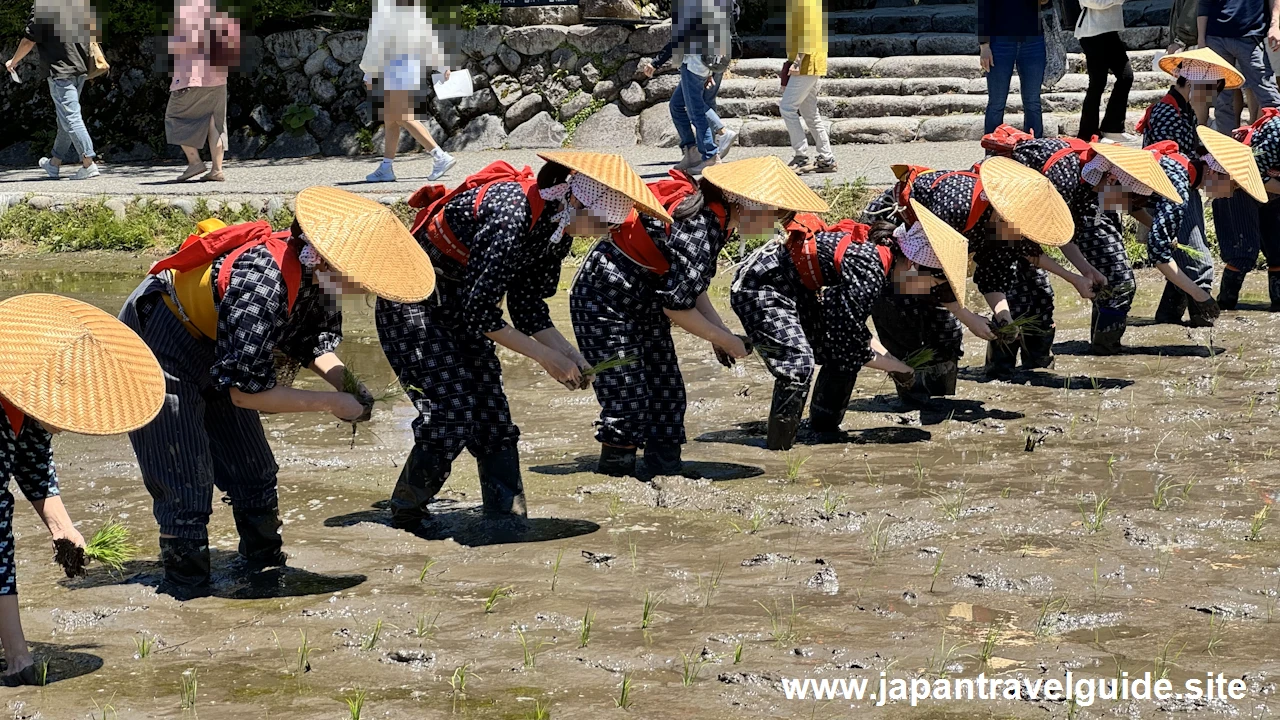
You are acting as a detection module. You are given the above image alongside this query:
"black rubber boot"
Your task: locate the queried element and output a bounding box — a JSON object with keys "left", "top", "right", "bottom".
{"left": 807, "top": 366, "right": 857, "bottom": 439}
{"left": 1187, "top": 295, "right": 1220, "bottom": 328}
{"left": 1218, "top": 268, "right": 1246, "bottom": 310}
{"left": 232, "top": 503, "right": 287, "bottom": 572}
{"left": 1089, "top": 306, "right": 1127, "bottom": 355}
{"left": 1269, "top": 271, "right": 1280, "bottom": 311}
{"left": 984, "top": 339, "right": 1019, "bottom": 379}
{"left": 1153, "top": 282, "right": 1188, "bottom": 324}
{"left": 597, "top": 445, "right": 637, "bottom": 477}
{"left": 389, "top": 444, "right": 451, "bottom": 529}
{"left": 915, "top": 361, "right": 958, "bottom": 397}
{"left": 1020, "top": 326, "right": 1056, "bottom": 369}
{"left": 476, "top": 445, "right": 528, "bottom": 518}
{"left": 643, "top": 442, "right": 683, "bottom": 476}
{"left": 158, "top": 537, "right": 212, "bottom": 601}
{"left": 766, "top": 380, "right": 807, "bottom": 451}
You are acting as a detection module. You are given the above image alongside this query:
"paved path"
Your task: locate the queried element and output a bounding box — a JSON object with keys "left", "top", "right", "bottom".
{"left": 0, "top": 142, "right": 983, "bottom": 199}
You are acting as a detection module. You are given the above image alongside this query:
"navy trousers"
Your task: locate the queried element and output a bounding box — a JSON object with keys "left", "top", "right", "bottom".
{"left": 1213, "top": 189, "right": 1280, "bottom": 274}
{"left": 1076, "top": 208, "right": 1136, "bottom": 333}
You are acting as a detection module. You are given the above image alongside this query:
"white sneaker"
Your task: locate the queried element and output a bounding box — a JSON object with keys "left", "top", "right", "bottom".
{"left": 69, "top": 163, "right": 100, "bottom": 180}
{"left": 38, "top": 157, "right": 59, "bottom": 179}
{"left": 366, "top": 163, "right": 396, "bottom": 183}
{"left": 428, "top": 152, "right": 456, "bottom": 181}
{"left": 716, "top": 128, "right": 738, "bottom": 160}
{"left": 1101, "top": 131, "right": 1140, "bottom": 145}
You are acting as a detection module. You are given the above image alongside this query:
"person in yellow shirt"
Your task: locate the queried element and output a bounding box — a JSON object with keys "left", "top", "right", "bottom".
{"left": 782, "top": 0, "right": 836, "bottom": 173}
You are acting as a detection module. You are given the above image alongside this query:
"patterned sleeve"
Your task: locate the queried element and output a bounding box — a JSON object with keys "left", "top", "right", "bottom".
{"left": 274, "top": 281, "right": 343, "bottom": 368}
{"left": 1147, "top": 158, "right": 1190, "bottom": 264}
{"left": 1253, "top": 121, "right": 1280, "bottom": 176}
{"left": 970, "top": 236, "right": 1019, "bottom": 296}
{"left": 657, "top": 210, "right": 721, "bottom": 312}
{"left": 507, "top": 246, "right": 569, "bottom": 336}
{"left": 1142, "top": 103, "right": 1196, "bottom": 155}
{"left": 12, "top": 423, "right": 59, "bottom": 502}
{"left": 210, "top": 247, "right": 293, "bottom": 393}
{"left": 459, "top": 183, "right": 534, "bottom": 338}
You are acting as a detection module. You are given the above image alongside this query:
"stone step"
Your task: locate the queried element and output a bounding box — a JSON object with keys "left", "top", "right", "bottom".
{"left": 759, "top": 0, "right": 1169, "bottom": 35}
{"left": 715, "top": 71, "right": 1169, "bottom": 99}
{"left": 728, "top": 51, "right": 1163, "bottom": 79}
{"left": 738, "top": 26, "right": 1168, "bottom": 57}
{"left": 713, "top": 88, "right": 1164, "bottom": 119}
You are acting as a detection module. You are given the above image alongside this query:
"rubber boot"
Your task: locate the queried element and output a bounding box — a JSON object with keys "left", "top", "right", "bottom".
{"left": 643, "top": 442, "right": 683, "bottom": 476}
{"left": 388, "top": 444, "right": 451, "bottom": 529}
{"left": 1269, "top": 270, "right": 1280, "bottom": 311}
{"left": 984, "top": 339, "right": 1019, "bottom": 379}
{"left": 157, "top": 537, "right": 212, "bottom": 601}
{"left": 808, "top": 366, "right": 857, "bottom": 440}
{"left": 1187, "top": 295, "right": 1220, "bottom": 328}
{"left": 1153, "top": 282, "right": 1188, "bottom": 324}
{"left": 231, "top": 503, "right": 287, "bottom": 572}
{"left": 766, "top": 380, "right": 807, "bottom": 451}
{"left": 915, "top": 361, "right": 958, "bottom": 397}
{"left": 476, "top": 445, "right": 528, "bottom": 518}
{"left": 597, "top": 445, "right": 637, "bottom": 477}
{"left": 1020, "top": 326, "right": 1056, "bottom": 369}
{"left": 1217, "top": 268, "right": 1246, "bottom": 310}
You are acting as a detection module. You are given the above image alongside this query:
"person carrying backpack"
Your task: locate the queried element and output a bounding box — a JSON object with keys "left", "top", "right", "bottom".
{"left": 166, "top": 0, "right": 236, "bottom": 182}
{"left": 380, "top": 153, "right": 670, "bottom": 529}
{"left": 569, "top": 169, "right": 750, "bottom": 478}
{"left": 118, "top": 188, "right": 436, "bottom": 600}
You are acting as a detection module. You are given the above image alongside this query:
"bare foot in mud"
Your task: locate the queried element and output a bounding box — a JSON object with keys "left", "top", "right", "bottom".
{"left": 53, "top": 538, "right": 87, "bottom": 578}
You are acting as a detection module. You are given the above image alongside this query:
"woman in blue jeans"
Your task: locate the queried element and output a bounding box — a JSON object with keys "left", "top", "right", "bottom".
{"left": 978, "top": 0, "right": 1049, "bottom": 138}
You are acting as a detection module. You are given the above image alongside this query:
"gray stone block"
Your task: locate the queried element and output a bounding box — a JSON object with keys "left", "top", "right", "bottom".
{"left": 506, "top": 93, "right": 546, "bottom": 130}
{"left": 463, "top": 26, "right": 505, "bottom": 59}
{"left": 326, "top": 31, "right": 367, "bottom": 64}
{"left": 457, "top": 88, "right": 499, "bottom": 118}
{"left": 560, "top": 92, "right": 592, "bottom": 121}
{"left": 444, "top": 115, "right": 509, "bottom": 152}
{"left": 638, "top": 103, "right": 680, "bottom": 148}
{"left": 916, "top": 34, "right": 979, "bottom": 55}
{"left": 320, "top": 122, "right": 364, "bottom": 156}
{"left": 303, "top": 47, "right": 331, "bottom": 77}
{"left": 551, "top": 47, "right": 579, "bottom": 72}
{"left": 260, "top": 132, "right": 321, "bottom": 158}
{"left": 104, "top": 197, "right": 128, "bottom": 220}
{"left": 505, "top": 25, "right": 569, "bottom": 56}
{"left": 627, "top": 22, "right": 670, "bottom": 54}
{"left": 593, "top": 79, "right": 619, "bottom": 101}
{"left": 492, "top": 75, "right": 525, "bottom": 108}
{"left": 873, "top": 55, "right": 984, "bottom": 79}
{"left": 580, "top": 0, "right": 642, "bottom": 20}
{"left": 373, "top": 126, "right": 421, "bottom": 155}
{"left": 507, "top": 111, "right": 568, "bottom": 148}
{"left": 902, "top": 77, "right": 969, "bottom": 95}
{"left": 847, "top": 34, "right": 917, "bottom": 57}
{"left": 619, "top": 81, "right": 647, "bottom": 113}
{"left": 228, "top": 129, "right": 265, "bottom": 159}
{"left": 644, "top": 74, "right": 680, "bottom": 103}
{"left": 498, "top": 44, "right": 522, "bottom": 74}
{"left": 566, "top": 24, "right": 633, "bottom": 55}
{"left": 310, "top": 75, "right": 337, "bottom": 105}
{"left": 501, "top": 6, "right": 581, "bottom": 26}
{"left": 251, "top": 105, "right": 276, "bottom": 133}
{"left": 570, "top": 103, "right": 638, "bottom": 147}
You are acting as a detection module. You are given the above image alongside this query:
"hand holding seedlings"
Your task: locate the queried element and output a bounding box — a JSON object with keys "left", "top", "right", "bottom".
{"left": 56, "top": 520, "right": 140, "bottom": 577}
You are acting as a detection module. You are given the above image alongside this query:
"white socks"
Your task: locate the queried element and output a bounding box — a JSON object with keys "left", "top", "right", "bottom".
{"left": 432, "top": 147, "right": 448, "bottom": 160}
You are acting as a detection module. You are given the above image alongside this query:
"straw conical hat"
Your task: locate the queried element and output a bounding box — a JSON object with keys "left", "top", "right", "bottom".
{"left": 701, "top": 156, "right": 830, "bottom": 213}
{"left": 537, "top": 151, "right": 672, "bottom": 223}
{"left": 978, "top": 156, "right": 1074, "bottom": 247}
{"left": 1089, "top": 142, "right": 1183, "bottom": 203}
{"left": 909, "top": 199, "right": 971, "bottom": 309}
{"left": 0, "top": 294, "right": 165, "bottom": 436}
{"left": 1198, "top": 125, "right": 1267, "bottom": 202}
{"left": 1158, "top": 47, "right": 1244, "bottom": 89}
{"left": 294, "top": 187, "right": 435, "bottom": 304}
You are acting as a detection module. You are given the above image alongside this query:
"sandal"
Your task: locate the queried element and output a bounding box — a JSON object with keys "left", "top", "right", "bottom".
{"left": 202, "top": 170, "right": 226, "bottom": 182}
{"left": 175, "top": 163, "right": 207, "bottom": 182}
{"left": 2, "top": 663, "right": 42, "bottom": 687}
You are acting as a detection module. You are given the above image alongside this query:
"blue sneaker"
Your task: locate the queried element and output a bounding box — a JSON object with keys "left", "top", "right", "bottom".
{"left": 365, "top": 163, "right": 396, "bottom": 183}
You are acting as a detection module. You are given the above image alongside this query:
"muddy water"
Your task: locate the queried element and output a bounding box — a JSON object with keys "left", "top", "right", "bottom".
{"left": 2, "top": 254, "right": 1279, "bottom": 719}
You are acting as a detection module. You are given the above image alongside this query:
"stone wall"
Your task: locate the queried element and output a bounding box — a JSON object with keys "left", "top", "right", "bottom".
{"left": 0, "top": 22, "right": 687, "bottom": 166}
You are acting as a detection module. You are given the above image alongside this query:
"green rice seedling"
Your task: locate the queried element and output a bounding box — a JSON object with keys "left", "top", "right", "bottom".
{"left": 930, "top": 489, "right": 968, "bottom": 522}
{"left": 911, "top": 452, "right": 927, "bottom": 488}
{"left": 85, "top": 520, "right": 140, "bottom": 572}
{"left": 295, "top": 630, "right": 312, "bottom": 675}
{"left": 133, "top": 634, "right": 155, "bottom": 660}
{"left": 1034, "top": 595, "right": 1069, "bottom": 639}
{"left": 413, "top": 612, "right": 440, "bottom": 639}
{"left": 1091, "top": 560, "right": 1111, "bottom": 604}
{"left": 863, "top": 458, "right": 883, "bottom": 487}
{"left": 868, "top": 516, "right": 891, "bottom": 565}
{"left": 680, "top": 649, "right": 709, "bottom": 686}
{"left": 89, "top": 697, "right": 118, "bottom": 720}
{"left": 1153, "top": 638, "right": 1185, "bottom": 681}
{"left": 927, "top": 630, "right": 969, "bottom": 678}
{"left": 903, "top": 347, "right": 937, "bottom": 370}
{"left": 361, "top": 618, "right": 383, "bottom": 651}
{"left": 1177, "top": 242, "right": 1209, "bottom": 261}
{"left": 1206, "top": 610, "right": 1228, "bottom": 657}
{"left": 483, "top": 586, "right": 513, "bottom": 614}
{"left": 640, "top": 590, "right": 663, "bottom": 629}
{"left": 1156, "top": 551, "right": 1173, "bottom": 582}
{"left": 1066, "top": 698, "right": 1081, "bottom": 720}
{"left": 818, "top": 485, "right": 844, "bottom": 520}
{"left": 583, "top": 354, "right": 640, "bottom": 376}
{"left": 977, "top": 625, "right": 999, "bottom": 667}
{"left": 628, "top": 538, "right": 638, "bottom": 572}
{"left": 928, "top": 549, "right": 946, "bottom": 593}
{"left": 615, "top": 673, "right": 634, "bottom": 709}
{"left": 179, "top": 668, "right": 198, "bottom": 709}
{"left": 36, "top": 659, "right": 48, "bottom": 687}
{"left": 1246, "top": 395, "right": 1258, "bottom": 420}
{"left": 728, "top": 509, "right": 767, "bottom": 535}
{"left": 418, "top": 558, "right": 438, "bottom": 583}
{"left": 607, "top": 495, "right": 622, "bottom": 519}
{"left": 343, "top": 689, "right": 366, "bottom": 720}
{"left": 733, "top": 642, "right": 743, "bottom": 664}
{"left": 1249, "top": 504, "right": 1270, "bottom": 542}
{"left": 449, "top": 662, "right": 476, "bottom": 696}
{"left": 698, "top": 558, "right": 726, "bottom": 608}
{"left": 516, "top": 628, "right": 552, "bottom": 669}
{"left": 758, "top": 595, "right": 802, "bottom": 646}
{"left": 527, "top": 699, "right": 551, "bottom": 720}
{"left": 578, "top": 607, "right": 594, "bottom": 648}
{"left": 1079, "top": 494, "right": 1110, "bottom": 533}
{"left": 994, "top": 314, "right": 1046, "bottom": 346}
{"left": 1152, "top": 477, "right": 1181, "bottom": 510}
{"left": 783, "top": 452, "right": 810, "bottom": 483}
{"left": 550, "top": 547, "right": 565, "bottom": 592}
{"left": 1093, "top": 280, "right": 1136, "bottom": 303}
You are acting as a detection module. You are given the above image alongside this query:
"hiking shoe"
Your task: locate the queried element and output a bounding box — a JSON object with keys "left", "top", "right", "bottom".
{"left": 37, "top": 157, "right": 58, "bottom": 179}
{"left": 688, "top": 154, "right": 718, "bottom": 175}
{"left": 814, "top": 155, "right": 838, "bottom": 173}
{"left": 427, "top": 152, "right": 456, "bottom": 181}
{"left": 69, "top": 163, "right": 100, "bottom": 180}
{"left": 365, "top": 163, "right": 396, "bottom": 183}
{"left": 674, "top": 145, "right": 699, "bottom": 171}
{"left": 788, "top": 154, "right": 812, "bottom": 173}
{"left": 716, "top": 128, "right": 738, "bottom": 159}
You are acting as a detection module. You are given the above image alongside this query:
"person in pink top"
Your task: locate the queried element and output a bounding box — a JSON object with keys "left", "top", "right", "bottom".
{"left": 166, "top": 0, "right": 230, "bottom": 182}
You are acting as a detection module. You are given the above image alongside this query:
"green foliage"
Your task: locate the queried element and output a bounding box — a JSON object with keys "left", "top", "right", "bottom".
{"left": 281, "top": 103, "right": 317, "bottom": 135}
{"left": 562, "top": 97, "right": 606, "bottom": 147}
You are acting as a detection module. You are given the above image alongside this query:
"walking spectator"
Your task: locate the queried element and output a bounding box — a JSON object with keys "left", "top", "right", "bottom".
{"left": 641, "top": 0, "right": 738, "bottom": 169}
{"left": 1169, "top": 0, "right": 1199, "bottom": 50}
{"left": 781, "top": 0, "right": 836, "bottom": 172}
{"left": 978, "top": 0, "right": 1050, "bottom": 138}
{"left": 166, "top": 0, "right": 230, "bottom": 182}
{"left": 1076, "top": 0, "right": 1136, "bottom": 142}
{"left": 1198, "top": 0, "right": 1280, "bottom": 132}
{"left": 360, "top": 0, "right": 454, "bottom": 183}
{"left": 4, "top": 0, "right": 99, "bottom": 180}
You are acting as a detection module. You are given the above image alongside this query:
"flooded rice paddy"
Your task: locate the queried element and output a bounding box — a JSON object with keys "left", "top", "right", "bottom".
{"left": 1, "top": 253, "right": 1279, "bottom": 719}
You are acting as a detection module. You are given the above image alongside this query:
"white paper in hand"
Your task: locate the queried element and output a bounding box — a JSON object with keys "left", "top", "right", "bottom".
{"left": 432, "top": 69, "right": 473, "bottom": 100}
{"left": 7, "top": 69, "right": 19, "bottom": 84}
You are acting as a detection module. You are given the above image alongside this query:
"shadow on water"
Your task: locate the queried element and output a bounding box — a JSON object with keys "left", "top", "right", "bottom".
{"left": 325, "top": 505, "right": 602, "bottom": 547}
{"left": 60, "top": 550, "right": 366, "bottom": 600}
{"left": 696, "top": 420, "right": 932, "bottom": 447}
{"left": 529, "top": 455, "right": 764, "bottom": 481}
{"left": 6, "top": 643, "right": 105, "bottom": 685}
{"left": 1054, "top": 339, "right": 1224, "bottom": 358}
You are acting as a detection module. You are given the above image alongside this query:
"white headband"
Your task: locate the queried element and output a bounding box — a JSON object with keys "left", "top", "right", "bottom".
{"left": 1085, "top": 156, "right": 1154, "bottom": 195}
{"left": 570, "top": 173, "right": 633, "bottom": 225}
{"left": 724, "top": 190, "right": 770, "bottom": 211}
{"left": 298, "top": 243, "right": 323, "bottom": 269}
{"left": 1203, "top": 152, "right": 1227, "bottom": 175}
{"left": 896, "top": 222, "right": 941, "bottom": 269}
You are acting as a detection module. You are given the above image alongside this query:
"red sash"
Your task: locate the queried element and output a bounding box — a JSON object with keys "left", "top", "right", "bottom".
{"left": 408, "top": 161, "right": 546, "bottom": 265}
{"left": 1134, "top": 94, "right": 1180, "bottom": 134}
{"left": 784, "top": 215, "right": 890, "bottom": 291}
{"left": 148, "top": 221, "right": 301, "bottom": 311}
{"left": 610, "top": 171, "right": 728, "bottom": 276}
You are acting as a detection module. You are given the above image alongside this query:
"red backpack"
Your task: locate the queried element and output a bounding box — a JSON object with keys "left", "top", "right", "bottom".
{"left": 1233, "top": 107, "right": 1280, "bottom": 145}
{"left": 1134, "top": 94, "right": 1179, "bottom": 134}
{"left": 784, "top": 214, "right": 891, "bottom": 291}
{"left": 610, "top": 170, "right": 728, "bottom": 276}
{"left": 1145, "top": 140, "right": 1198, "bottom": 186}
{"left": 210, "top": 13, "right": 241, "bottom": 68}
{"left": 980, "top": 124, "right": 1037, "bottom": 156}
{"left": 408, "top": 161, "right": 546, "bottom": 265}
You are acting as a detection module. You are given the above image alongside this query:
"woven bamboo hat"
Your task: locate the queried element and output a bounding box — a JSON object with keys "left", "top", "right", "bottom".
{"left": 977, "top": 156, "right": 1074, "bottom": 247}
{"left": 0, "top": 294, "right": 164, "bottom": 436}
{"left": 537, "top": 151, "right": 672, "bottom": 223}
{"left": 1089, "top": 142, "right": 1183, "bottom": 203}
{"left": 1198, "top": 125, "right": 1267, "bottom": 202}
{"left": 294, "top": 187, "right": 435, "bottom": 304}
{"left": 701, "top": 156, "right": 830, "bottom": 213}
{"left": 909, "top": 199, "right": 971, "bottom": 309}
{"left": 1158, "top": 47, "right": 1244, "bottom": 89}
